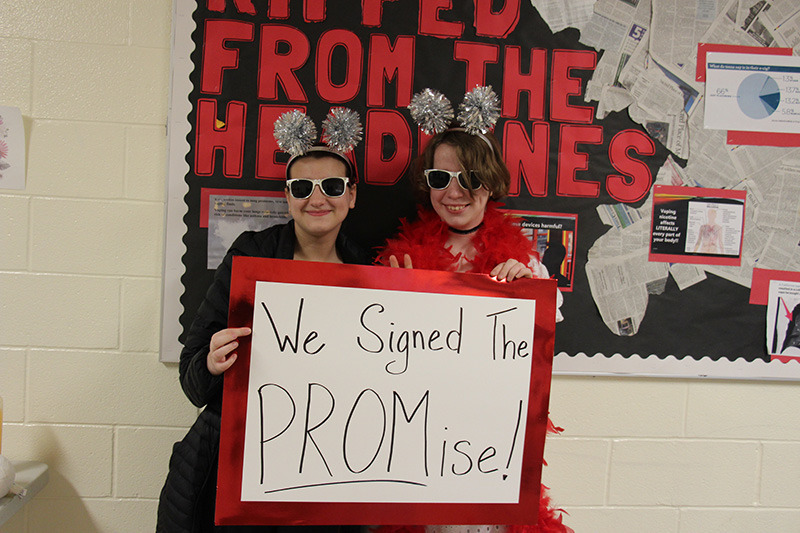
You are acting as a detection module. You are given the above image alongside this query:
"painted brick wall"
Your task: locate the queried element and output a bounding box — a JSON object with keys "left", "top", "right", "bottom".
{"left": 1, "top": 2, "right": 798, "bottom": 532}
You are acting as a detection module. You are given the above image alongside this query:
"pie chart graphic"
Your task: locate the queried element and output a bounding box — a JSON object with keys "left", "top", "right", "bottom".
{"left": 736, "top": 73, "right": 781, "bottom": 119}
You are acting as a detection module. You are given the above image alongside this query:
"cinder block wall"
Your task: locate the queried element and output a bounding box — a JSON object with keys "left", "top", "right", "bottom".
{"left": 1, "top": 2, "right": 799, "bottom": 532}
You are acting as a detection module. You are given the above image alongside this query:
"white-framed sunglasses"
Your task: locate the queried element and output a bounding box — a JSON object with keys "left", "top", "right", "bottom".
{"left": 286, "top": 177, "right": 350, "bottom": 199}
{"left": 424, "top": 169, "right": 483, "bottom": 191}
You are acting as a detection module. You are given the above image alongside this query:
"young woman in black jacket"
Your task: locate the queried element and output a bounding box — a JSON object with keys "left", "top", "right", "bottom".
{"left": 158, "top": 120, "right": 370, "bottom": 531}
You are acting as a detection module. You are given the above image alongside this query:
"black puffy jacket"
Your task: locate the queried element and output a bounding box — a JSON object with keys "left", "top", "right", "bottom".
{"left": 157, "top": 222, "right": 371, "bottom": 532}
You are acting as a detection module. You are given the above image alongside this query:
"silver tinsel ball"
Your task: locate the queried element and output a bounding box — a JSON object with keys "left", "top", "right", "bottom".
{"left": 273, "top": 110, "right": 317, "bottom": 157}
{"left": 408, "top": 88, "right": 454, "bottom": 135}
{"left": 322, "top": 107, "right": 362, "bottom": 154}
{"left": 458, "top": 85, "right": 500, "bottom": 135}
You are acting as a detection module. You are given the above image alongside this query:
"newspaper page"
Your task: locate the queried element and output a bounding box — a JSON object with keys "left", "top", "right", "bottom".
{"left": 669, "top": 262, "right": 707, "bottom": 289}
{"left": 587, "top": 235, "right": 670, "bottom": 336}
{"left": 529, "top": 0, "right": 596, "bottom": 33}
{"left": 612, "top": 36, "right": 691, "bottom": 158}
{"left": 629, "top": 64, "right": 686, "bottom": 118}
{"left": 737, "top": 0, "right": 768, "bottom": 27}
{"left": 754, "top": 163, "right": 800, "bottom": 232}
{"left": 756, "top": 231, "right": 800, "bottom": 272}
{"left": 597, "top": 200, "right": 649, "bottom": 230}
{"left": 682, "top": 102, "right": 741, "bottom": 188}
{"left": 631, "top": 106, "right": 689, "bottom": 159}
{"left": 758, "top": 1, "right": 800, "bottom": 51}
{"left": 699, "top": 0, "right": 775, "bottom": 54}
{"left": 738, "top": 0, "right": 781, "bottom": 46}
{"left": 583, "top": 0, "right": 652, "bottom": 103}
{"left": 618, "top": 33, "right": 651, "bottom": 90}
{"left": 589, "top": 217, "right": 653, "bottom": 259}
{"left": 655, "top": 155, "right": 701, "bottom": 187}
{"left": 729, "top": 144, "right": 800, "bottom": 181}
{"left": 649, "top": 0, "right": 725, "bottom": 79}
{"left": 596, "top": 85, "right": 636, "bottom": 119}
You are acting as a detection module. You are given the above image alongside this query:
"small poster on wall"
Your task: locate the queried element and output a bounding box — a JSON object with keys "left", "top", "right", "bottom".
{"left": 505, "top": 210, "right": 578, "bottom": 292}
{"left": 705, "top": 52, "right": 800, "bottom": 135}
{"left": 767, "top": 279, "right": 800, "bottom": 362}
{"left": 204, "top": 190, "right": 289, "bottom": 269}
{"left": 0, "top": 106, "right": 25, "bottom": 191}
{"left": 216, "top": 258, "right": 557, "bottom": 526}
{"left": 649, "top": 185, "right": 746, "bottom": 266}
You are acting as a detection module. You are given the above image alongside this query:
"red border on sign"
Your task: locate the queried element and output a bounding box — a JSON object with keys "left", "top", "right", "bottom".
{"left": 216, "top": 258, "right": 557, "bottom": 526}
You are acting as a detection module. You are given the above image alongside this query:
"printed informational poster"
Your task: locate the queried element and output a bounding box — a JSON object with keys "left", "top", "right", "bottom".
{"left": 217, "top": 258, "right": 557, "bottom": 526}
{"left": 206, "top": 192, "right": 289, "bottom": 268}
{"left": 506, "top": 210, "right": 578, "bottom": 292}
{"left": 0, "top": 106, "right": 26, "bottom": 191}
{"left": 649, "top": 185, "right": 746, "bottom": 266}
{"left": 767, "top": 279, "right": 800, "bottom": 363}
{"left": 705, "top": 52, "right": 800, "bottom": 135}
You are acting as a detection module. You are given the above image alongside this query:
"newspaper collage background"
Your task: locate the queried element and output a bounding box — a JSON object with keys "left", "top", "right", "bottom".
{"left": 534, "top": 0, "right": 800, "bottom": 339}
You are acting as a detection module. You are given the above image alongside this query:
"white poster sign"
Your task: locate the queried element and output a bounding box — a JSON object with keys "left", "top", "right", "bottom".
{"left": 241, "top": 281, "right": 536, "bottom": 503}
{"left": 705, "top": 52, "right": 800, "bottom": 134}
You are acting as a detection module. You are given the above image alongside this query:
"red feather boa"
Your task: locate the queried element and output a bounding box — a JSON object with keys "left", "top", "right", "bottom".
{"left": 376, "top": 204, "right": 538, "bottom": 274}
{"left": 375, "top": 204, "right": 570, "bottom": 532}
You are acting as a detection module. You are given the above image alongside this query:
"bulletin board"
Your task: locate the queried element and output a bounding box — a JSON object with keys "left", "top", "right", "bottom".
{"left": 161, "top": 0, "right": 800, "bottom": 380}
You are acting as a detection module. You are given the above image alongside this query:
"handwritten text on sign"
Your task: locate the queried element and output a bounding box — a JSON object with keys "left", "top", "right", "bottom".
{"left": 242, "top": 282, "right": 536, "bottom": 503}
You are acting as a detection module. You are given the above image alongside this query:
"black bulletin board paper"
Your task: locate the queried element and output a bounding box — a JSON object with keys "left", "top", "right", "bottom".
{"left": 161, "top": 0, "right": 800, "bottom": 380}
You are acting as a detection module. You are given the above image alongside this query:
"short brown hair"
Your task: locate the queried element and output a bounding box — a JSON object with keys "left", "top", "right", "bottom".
{"left": 285, "top": 146, "right": 354, "bottom": 180}
{"left": 411, "top": 129, "right": 510, "bottom": 205}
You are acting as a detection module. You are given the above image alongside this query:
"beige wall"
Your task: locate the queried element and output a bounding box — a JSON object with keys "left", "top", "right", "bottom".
{"left": 1, "top": 1, "right": 799, "bottom": 532}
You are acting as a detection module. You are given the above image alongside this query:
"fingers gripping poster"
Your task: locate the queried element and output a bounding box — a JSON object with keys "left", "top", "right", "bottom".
{"left": 217, "top": 258, "right": 557, "bottom": 525}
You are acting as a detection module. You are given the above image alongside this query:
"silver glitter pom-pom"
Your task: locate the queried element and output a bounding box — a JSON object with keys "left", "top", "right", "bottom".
{"left": 408, "top": 88, "right": 454, "bottom": 135}
{"left": 322, "top": 108, "right": 362, "bottom": 154}
{"left": 458, "top": 85, "right": 500, "bottom": 135}
{"left": 273, "top": 110, "right": 317, "bottom": 157}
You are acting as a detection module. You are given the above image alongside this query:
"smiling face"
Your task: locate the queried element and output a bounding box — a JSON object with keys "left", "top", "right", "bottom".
{"left": 285, "top": 155, "right": 356, "bottom": 242}
{"left": 429, "top": 143, "right": 490, "bottom": 231}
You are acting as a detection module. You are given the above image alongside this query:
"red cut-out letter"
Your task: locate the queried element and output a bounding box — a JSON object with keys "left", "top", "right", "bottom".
{"left": 304, "top": 0, "right": 326, "bottom": 22}
{"left": 607, "top": 130, "right": 655, "bottom": 203}
{"left": 503, "top": 120, "right": 549, "bottom": 197}
{"left": 474, "top": 0, "right": 520, "bottom": 38}
{"left": 550, "top": 49, "right": 596, "bottom": 124}
{"left": 194, "top": 98, "right": 246, "bottom": 178}
{"left": 201, "top": 20, "right": 254, "bottom": 94}
{"left": 255, "top": 105, "right": 302, "bottom": 180}
{"left": 268, "top": 0, "right": 289, "bottom": 18}
{"left": 364, "top": 109, "right": 412, "bottom": 186}
{"left": 207, "top": 0, "right": 256, "bottom": 14}
{"left": 367, "top": 34, "right": 415, "bottom": 108}
{"left": 454, "top": 41, "right": 499, "bottom": 91}
{"left": 363, "top": 0, "right": 398, "bottom": 26}
{"left": 502, "top": 46, "right": 547, "bottom": 121}
{"left": 257, "top": 25, "right": 310, "bottom": 102}
{"left": 419, "top": 0, "right": 463, "bottom": 38}
{"left": 316, "top": 29, "right": 363, "bottom": 103}
{"left": 556, "top": 124, "right": 603, "bottom": 198}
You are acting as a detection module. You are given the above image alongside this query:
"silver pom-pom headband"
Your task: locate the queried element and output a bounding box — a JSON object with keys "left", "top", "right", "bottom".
{"left": 408, "top": 85, "right": 499, "bottom": 148}
{"left": 274, "top": 108, "right": 363, "bottom": 178}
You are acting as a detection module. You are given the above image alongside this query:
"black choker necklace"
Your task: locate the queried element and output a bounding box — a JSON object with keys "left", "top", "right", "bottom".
{"left": 449, "top": 222, "right": 483, "bottom": 235}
